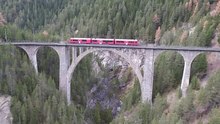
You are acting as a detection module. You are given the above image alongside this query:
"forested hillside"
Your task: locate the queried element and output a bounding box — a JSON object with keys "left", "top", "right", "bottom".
{"left": 0, "top": 0, "right": 220, "bottom": 124}
{"left": 1, "top": 0, "right": 219, "bottom": 44}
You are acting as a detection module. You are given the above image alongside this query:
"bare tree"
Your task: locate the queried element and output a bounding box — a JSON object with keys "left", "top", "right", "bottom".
{"left": 0, "top": 12, "right": 6, "bottom": 26}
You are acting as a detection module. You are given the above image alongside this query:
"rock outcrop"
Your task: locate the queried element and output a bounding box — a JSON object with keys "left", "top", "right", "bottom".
{"left": 0, "top": 96, "right": 12, "bottom": 124}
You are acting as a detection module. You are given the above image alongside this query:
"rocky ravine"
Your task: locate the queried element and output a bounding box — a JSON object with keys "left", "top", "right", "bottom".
{"left": 87, "top": 51, "right": 137, "bottom": 117}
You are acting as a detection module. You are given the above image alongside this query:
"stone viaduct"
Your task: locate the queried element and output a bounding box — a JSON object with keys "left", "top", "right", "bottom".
{"left": 1, "top": 42, "right": 220, "bottom": 104}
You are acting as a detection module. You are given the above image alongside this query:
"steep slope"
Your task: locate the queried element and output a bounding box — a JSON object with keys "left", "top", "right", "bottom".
{"left": 200, "top": 31, "right": 220, "bottom": 87}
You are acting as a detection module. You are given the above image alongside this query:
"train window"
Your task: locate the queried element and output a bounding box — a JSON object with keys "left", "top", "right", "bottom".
{"left": 82, "top": 40, "right": 87, "bottom": 42}
{"left": 117, "top": 41, "right": 125, "bottom": 43}
{"left": 104, "top": 40, "right": 113, "bottom": 42}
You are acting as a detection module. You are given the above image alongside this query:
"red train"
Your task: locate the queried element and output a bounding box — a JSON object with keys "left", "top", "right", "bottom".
{"left": 69, "top": 38, "right": 139, "bottom": 46}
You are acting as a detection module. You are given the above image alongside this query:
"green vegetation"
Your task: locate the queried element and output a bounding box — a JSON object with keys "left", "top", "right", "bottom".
{"left": 71, "top": 54, "right": 96, "bottom": 107}
{"left": 121, "top": 79, "right": 141, "bottom": 112}
{"left": 208, "top": 108, "right": 220, "bottom": 124}
{"left": 0, "top": 0, "right": 214, "bottom": 43}
{"left": 0, "top": 46, "right": 85, "bottom": 123}
{"left": 198, "top": 71, "right": 220, "bottom": 107}
{"left": 0, "top": 25, "right": 59, "bottom": 41}
{"left": 112, "top": 94, "right": 168, "bottom": 124}
{"left": 154, "top": 51, "right": 184, "bottom": 96}
{"left": 37, "top": 47, "right": 59, "bottom": 88}
{"left": 112, "top": 69, "right": 220, "bottom": 123}
{"left": 0, "top": 0, "right": 220, "bottom": 123}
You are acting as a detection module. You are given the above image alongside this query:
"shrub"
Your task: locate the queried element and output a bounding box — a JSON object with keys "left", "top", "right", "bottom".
{"left": 152, "top": 94, "right": 168, "bottom": 119}
{"left": 175, "top": 90, "right": 195, "bottom": 122}
{"left": 208, "top": 108, "right": 220, "bottom": 124}
{"left": 121, "top": 79, "right": 141, "bottom": 111}
{"left": 191, "top": 54, "right": 207, "bottom": 77}
{"left": 190, "top": 76, "right": 200, "bottom": 90}
{"left": 198, "top": 71, "right": 220, "bottom": 106}
{"left": 177, "top": 86, "right": 182, "bottom": 98}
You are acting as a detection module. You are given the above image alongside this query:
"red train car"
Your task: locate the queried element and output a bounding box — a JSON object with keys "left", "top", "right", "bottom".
{"left": 69, "top": 38, "right": 92, "bottom": 44}
{"left": 69, "top": 38, "right": 139, "bottom": 46}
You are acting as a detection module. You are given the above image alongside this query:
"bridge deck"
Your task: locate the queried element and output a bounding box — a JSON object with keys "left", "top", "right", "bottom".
{"left": 0, "top": 42, "right": 220, "bottom": 52}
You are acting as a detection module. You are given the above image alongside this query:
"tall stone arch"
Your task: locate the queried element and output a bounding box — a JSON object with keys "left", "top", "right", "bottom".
{"left": 66, "top": 47, "right": 143, "bottom": 103}
{"left": 68, "top": 48, "right": 142, "bottom": 82}
{"left": 151, "top": 50, "right": 201, "bottom": 98}
{"left": 178, "top": 51, "right": 201, "bottom": 97}
{"left": 17, "top": 45, "right": 68, "bottom": 101}
{"left": 17, "top": 46, "right": 41, "bottom": 74}
{"left": 151, "top": 50, "right": 185, "bottom": 99}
